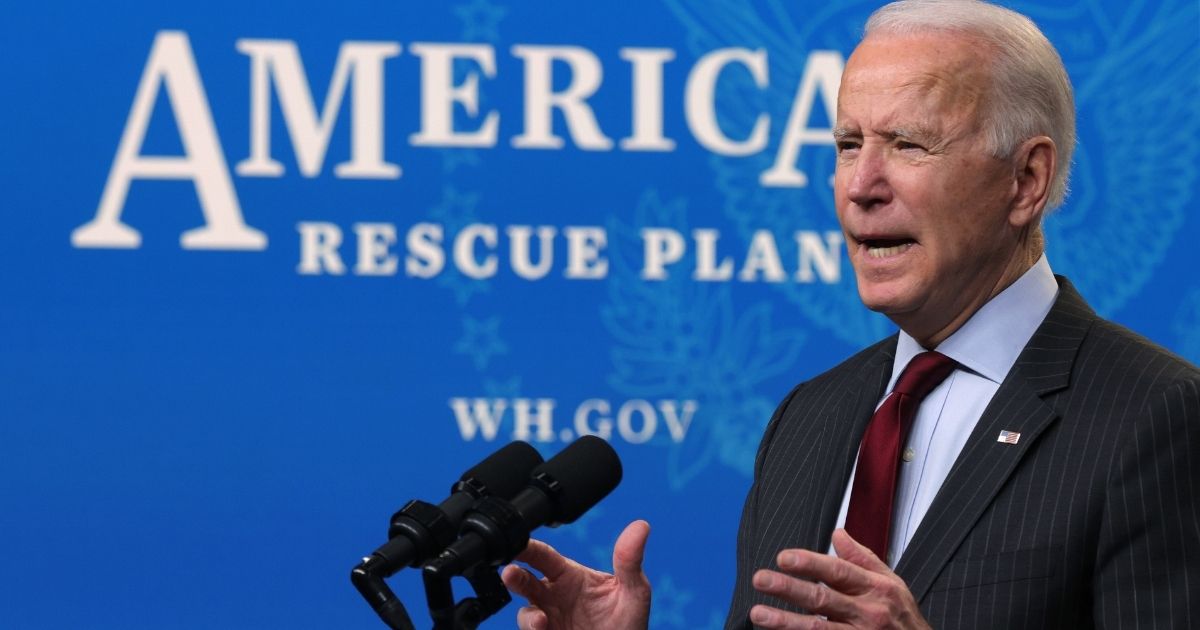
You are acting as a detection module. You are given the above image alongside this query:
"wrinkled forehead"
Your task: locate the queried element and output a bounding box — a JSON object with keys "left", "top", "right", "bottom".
{"left": 837, "top": 33, "right": 992, "bottom": 129}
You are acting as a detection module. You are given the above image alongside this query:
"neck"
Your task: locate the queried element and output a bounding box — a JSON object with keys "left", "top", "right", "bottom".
{"left": 906, "top": 245, "right": 1042, "bottom": 349}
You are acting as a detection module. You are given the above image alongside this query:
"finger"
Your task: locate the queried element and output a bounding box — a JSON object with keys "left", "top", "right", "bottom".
{"left": 612, "top": 520, "right": 651, "bottom": 585}
{"left": 752, "top": 569, "right": 857, "bottom": 620}
{"left": 774, "top": 548, "right": 873, "bottom": 594}
{"left": 502, "top": 564, "right": 549, "bottom": 603}
{"left": 516, "top": 605, "right": 548, "bottom": 630}
{"left": 749, "top": 604, "right": 855, "bottom": 629}
{"left": 830, "top": 529, "right": 891, "bottom": 575}
{"left": 514, "top": 538, "right": 573, "bottom": 581}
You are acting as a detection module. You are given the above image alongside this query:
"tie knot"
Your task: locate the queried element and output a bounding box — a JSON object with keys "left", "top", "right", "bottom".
{"left": 893, "top": 351, "right": 958, "bottom": 401}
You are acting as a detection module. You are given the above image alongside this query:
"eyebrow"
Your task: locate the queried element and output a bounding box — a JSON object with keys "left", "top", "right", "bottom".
{"left": 831, "top": 126, "right": 938, "bottom": 143}
{"left": 832, "top": 127, "right": 858, "bottom": 141}
{"left": 889, "top": 126, "right": 937, "bottom": 142}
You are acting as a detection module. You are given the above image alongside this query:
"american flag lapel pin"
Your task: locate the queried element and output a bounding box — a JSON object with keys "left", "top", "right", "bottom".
{"left": 997, "top": 430, "right": 1021, "bottom": 444}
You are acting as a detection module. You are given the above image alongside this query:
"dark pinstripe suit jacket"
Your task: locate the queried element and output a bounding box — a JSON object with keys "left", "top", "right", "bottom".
{"left": 726, "top": 278, "right": 1200, "bottom": 629}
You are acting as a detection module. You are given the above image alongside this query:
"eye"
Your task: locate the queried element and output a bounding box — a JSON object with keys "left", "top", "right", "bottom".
{"left": 836, "top": 140, "right": 861, "bottom": 155}
{"left": 896, "top": 140, "right": 926, "bottom": 152}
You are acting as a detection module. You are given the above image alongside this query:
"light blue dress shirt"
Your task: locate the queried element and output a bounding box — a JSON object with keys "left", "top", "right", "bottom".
{"left": 831, "top": 255, "right": 1059, "bottom": 567}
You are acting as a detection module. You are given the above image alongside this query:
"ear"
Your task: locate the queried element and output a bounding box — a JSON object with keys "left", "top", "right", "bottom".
{"left": 1008, "top": 136, "right": 1056, "bottom": 229}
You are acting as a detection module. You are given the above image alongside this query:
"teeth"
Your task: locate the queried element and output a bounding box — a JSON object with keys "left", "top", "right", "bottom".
{"left": 866, "top": 242, "right": 912, "bottom": 258}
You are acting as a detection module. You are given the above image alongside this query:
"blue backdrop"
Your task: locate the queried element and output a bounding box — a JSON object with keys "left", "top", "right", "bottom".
{"left": 2, "top": 1, "right": 1197, "bottom": 628}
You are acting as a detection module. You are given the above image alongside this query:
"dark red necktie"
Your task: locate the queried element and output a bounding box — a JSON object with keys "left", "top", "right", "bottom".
{"left": 845, "top": 351, "right": 958, "bottom": 562}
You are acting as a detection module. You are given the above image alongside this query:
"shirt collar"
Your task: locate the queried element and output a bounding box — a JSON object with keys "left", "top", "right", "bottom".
{"left": 889, "top": 254, "right": 1059, "bottom": 389}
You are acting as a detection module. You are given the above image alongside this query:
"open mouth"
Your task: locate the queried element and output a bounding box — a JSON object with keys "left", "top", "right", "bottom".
{"left": 862, "top": 238, "right": 915, "bottom": 259}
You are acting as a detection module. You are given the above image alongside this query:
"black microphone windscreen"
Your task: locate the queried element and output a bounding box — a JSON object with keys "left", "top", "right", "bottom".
{"left": 460, "top": 440, "right": 544, "bottom": 498}
{"left": 534, "top": 435, "right": 622, "bottom": 524}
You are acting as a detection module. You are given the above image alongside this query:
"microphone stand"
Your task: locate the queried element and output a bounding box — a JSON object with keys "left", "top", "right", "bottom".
{"left": 420, "top": 494, "right": 530, "bottom": 629}
{"left": 421, "top": 562, "right": 511, "bottom": 630}
{"left": 354, "top": 532, "right": 511, "bottom": 630}
{"left": 351, "top": 553, "right": 417, "bottom": 630}
{"left": 351, "top": 497, "right": 464, "bottom": 630}
{"left": 351, "top": 496, "right": 514, "bottom": 630}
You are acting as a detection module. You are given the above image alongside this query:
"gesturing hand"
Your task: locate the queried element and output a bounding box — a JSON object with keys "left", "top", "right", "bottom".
{"left": 501, "top": 520, "right": 652, "bottom": 630}
{"left": 749, "top": 529, "right": 931, "bottom": 629}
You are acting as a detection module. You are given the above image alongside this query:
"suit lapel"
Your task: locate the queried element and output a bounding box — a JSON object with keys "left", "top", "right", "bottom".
{"left": 894, "top": 278, "right": 1096, "bottom": 602}
{"left": 811, "top": 342, "right": 895, "bottom": 552}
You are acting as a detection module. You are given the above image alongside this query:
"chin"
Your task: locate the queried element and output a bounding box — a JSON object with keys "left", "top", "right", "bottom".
{"left": 856, "top": 280, "right": 895, "bottom": 310}
{"left": 856, "top": 283, "right": 918, "bottom": 318}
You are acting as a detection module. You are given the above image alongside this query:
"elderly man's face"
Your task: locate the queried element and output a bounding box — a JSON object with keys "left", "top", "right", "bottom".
{"left": 834, "top": 32, "right": 1028, "bottom": 346}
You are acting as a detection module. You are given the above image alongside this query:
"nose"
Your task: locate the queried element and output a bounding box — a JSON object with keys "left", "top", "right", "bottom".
{"left": 842, "top": 144, "right": 891, "bottom": 210}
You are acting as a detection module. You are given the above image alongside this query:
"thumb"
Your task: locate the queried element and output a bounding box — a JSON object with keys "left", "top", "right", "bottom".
{"left": 612, "top": 520, "right": 651, "bottom": 587}
{"left": 831, "top": 528, "right": 891, "bottom": 573}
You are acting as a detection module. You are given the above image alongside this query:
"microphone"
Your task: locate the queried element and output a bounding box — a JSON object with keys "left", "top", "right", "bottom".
{"left": 383, "top": 439, "right": 544, "bottom": 568}
{"left": 423, "top": 435, "right": 623, "bottom": 578}
{"left": 351, "top": 441, "right": 543, "bottom": 629}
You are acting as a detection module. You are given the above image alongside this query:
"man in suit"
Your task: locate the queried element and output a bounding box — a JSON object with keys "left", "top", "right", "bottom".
{"left": 501, "top": 1, "right": 1200, "bottom": 628}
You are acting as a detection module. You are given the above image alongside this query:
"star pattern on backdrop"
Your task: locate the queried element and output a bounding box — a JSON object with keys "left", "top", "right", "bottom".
{"left": 428, "top": 184, "right": 481, "bottom": 227}
{"left": 648, "top": 574, "right": 695, "bottom": 628}
{"left": 456, "top": 0, "right": 507, "bottom": 42}
{"left": 455, "top": 315, "right": 508, "bottom": 370}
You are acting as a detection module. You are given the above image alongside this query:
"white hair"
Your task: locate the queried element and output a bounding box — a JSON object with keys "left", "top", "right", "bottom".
{"left": 865, "top": 0, "right": 1076, "bottom": 209}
